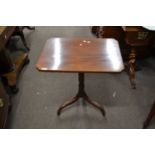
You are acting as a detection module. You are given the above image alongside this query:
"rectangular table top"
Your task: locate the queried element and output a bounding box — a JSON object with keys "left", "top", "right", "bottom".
{"left": 36, "top": 38, "right": 124, "bottom": 73}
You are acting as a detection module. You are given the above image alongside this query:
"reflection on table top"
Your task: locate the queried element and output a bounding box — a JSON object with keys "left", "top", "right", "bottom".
{"left": 36, "top": 38, "right": 124, "bottom": 73}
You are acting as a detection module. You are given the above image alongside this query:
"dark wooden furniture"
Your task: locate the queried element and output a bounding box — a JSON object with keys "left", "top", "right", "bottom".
{"left": 0, "top": 26, "right": 29, "bottom": 93}
{"left": 91, "top": 26, "right": 155, "bottom": 89}
{"left": 0, "top": 26, "right": 16, "bottom": 74}
{"left": 36, "top": 38, "right": 124, "bottom": 116}
{"left": 0, "top": 78, "right": 10, "bottom": 128}
{"left": 143, "top": 102, "right": 155, "bottom": 129}
{"left": 92, "top": 26, "right": 125, "bottom": 44}
{"left": 91, "top": 26, "right": 155, "bottom": 57}
{"left": 122, "top": 26, "right": 155, "bottom": 89}
{"left": 141, "top": 27, "right": 155, "bottom": 129}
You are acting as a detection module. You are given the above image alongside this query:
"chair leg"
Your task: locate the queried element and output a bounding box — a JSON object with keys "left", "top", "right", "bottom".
{"left": 125, "top": 48, "right": 136, "bottom": 89}
{"left": 91, "top": 26, "right": 103, "bottom": 38}
{"left": 18, "top": 31, "right": 30, "bottom": 51}
{"left": 13, "top": 26, "right": 33, "bottom": 52}
{"left": 91, "top": 26, "right": 100, "bottom": 36}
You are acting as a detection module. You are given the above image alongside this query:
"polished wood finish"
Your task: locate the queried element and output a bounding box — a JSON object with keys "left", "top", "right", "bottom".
{"left": 37, "top": 38, "right": 124, "bottom": 116}
{"left": 0, "top": 79, "right": 10, "bottom": 128}
{"left": 36, "top": 38, "right": 124, "bottom": 73}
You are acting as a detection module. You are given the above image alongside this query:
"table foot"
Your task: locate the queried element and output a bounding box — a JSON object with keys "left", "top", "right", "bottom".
{"left": 57, "top": 95, "right": 79, "bottom": 116}
{"left": 57, "top": 93, "right": 105, "bottom": 117}
{"left": 84, "top": 94, "right": 105, "bottom": 116}
{"left": 57, "top": 73, "right": 105, "bottom": 117}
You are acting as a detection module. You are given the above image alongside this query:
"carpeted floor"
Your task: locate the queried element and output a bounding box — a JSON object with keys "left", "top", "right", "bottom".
{"left": 8, "top": 26, "right": 155, "bottom": 129}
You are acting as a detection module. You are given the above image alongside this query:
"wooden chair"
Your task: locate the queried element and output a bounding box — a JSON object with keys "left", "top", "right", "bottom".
{"left": 0, "top": 27, "right": 31, "bottom": 93}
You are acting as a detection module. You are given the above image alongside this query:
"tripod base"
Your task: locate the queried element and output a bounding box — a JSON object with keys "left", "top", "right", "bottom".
{"left": 57, "top": 73, "right": 105, "bottom": 116}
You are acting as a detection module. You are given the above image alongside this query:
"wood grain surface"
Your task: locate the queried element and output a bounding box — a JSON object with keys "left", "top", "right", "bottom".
{"left": 36, "top": 38, "right": 124, "bottom": 73}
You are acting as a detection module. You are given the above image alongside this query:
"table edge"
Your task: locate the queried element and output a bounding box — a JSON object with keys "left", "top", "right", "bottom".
{"left": 36, "top": 65, "right": 124, "bottom": 73}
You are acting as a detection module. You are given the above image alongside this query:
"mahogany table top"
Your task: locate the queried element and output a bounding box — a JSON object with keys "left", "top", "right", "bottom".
{"left": 36, "top": 38, "right": 124, "bottom": 73}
